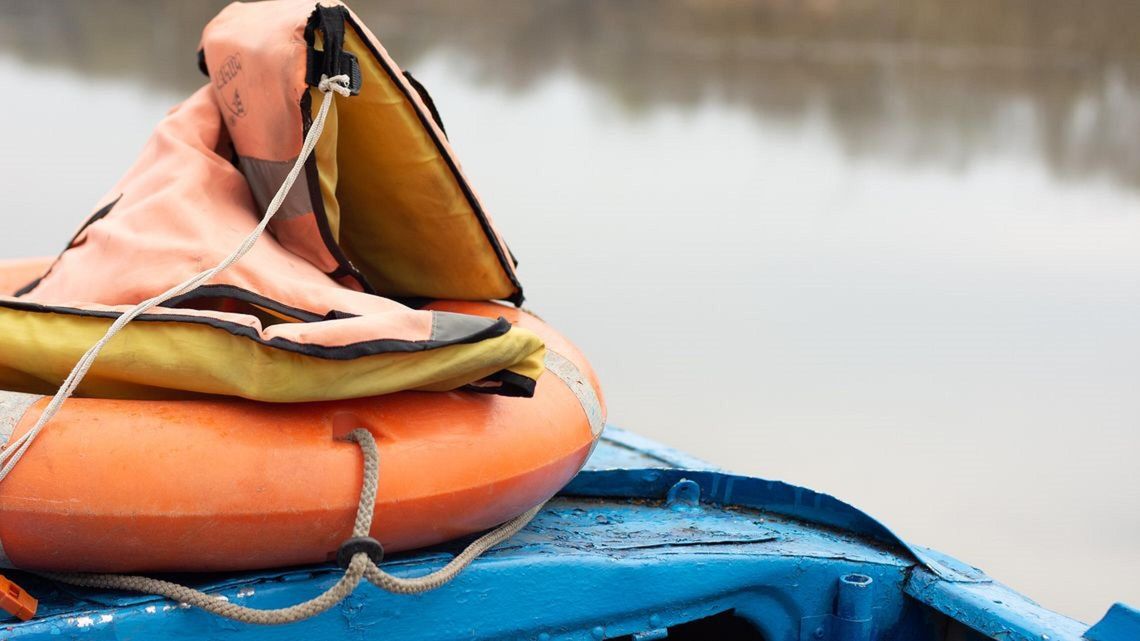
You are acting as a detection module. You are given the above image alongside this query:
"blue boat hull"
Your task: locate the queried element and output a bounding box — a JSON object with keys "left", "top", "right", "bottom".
{"left": 1, "top": 427, "right": 1134, "bottom": 641}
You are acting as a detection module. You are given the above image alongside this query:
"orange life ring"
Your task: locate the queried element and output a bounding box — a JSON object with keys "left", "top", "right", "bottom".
{"left": 0, "top": 258, "right": 604, "bottom": 572}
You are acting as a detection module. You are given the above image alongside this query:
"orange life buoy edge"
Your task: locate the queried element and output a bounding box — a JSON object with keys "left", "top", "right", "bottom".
{"left": 0, "top": 285, "right": 605, "bottom": 573}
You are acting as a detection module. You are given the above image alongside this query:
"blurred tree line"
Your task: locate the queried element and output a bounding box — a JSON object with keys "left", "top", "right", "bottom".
{"left": 2, "top": 0, "right": 1137, "bottom": 187}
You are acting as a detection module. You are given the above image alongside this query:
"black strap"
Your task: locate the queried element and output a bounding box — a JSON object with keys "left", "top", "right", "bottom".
{"left": 13, "top": 195, "right": 123, "bottom": 297}
{"left": 305, "top": 49, "right": 361, "bottom": 95}
{"left": 304, "top": 5, "right": 361, "bottom": 95}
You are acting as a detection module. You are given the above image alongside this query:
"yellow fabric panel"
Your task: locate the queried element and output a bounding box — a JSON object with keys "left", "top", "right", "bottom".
{"left": 0, "top": 306, "right": 544, "bottom": 402}
{"left": 333, "top": 28, "right": 516, "bottom": 300}
{"left": 311, "top": 32, "right": 343, "bottom": 242}
{"left": 314, "top": 95, "right": 342, "bottom": 241}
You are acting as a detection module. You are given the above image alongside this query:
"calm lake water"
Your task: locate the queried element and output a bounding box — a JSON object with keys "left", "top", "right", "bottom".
{"left": 1, "top": 0, "right": 1137, "bottom": 622}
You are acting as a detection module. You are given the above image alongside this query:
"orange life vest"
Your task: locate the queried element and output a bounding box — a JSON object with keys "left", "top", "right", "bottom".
{"left": 0, "top": 0, "right": 546, "bottom": 402}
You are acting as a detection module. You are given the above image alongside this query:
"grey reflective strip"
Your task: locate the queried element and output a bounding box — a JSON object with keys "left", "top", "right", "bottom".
{"left": 0, "top": 390, "right": 40, "bottom": 448}
{"left": 429, "top": 311, "right": 498, "bottom": 342}
{"left": 544, "top": 350, "right": 604, "bottom": 437}
{"left": 0, "top": 391, "right": 39, "bottom": 569}
{"left": 238, "top": 156, "right": 314, "bottom": 221}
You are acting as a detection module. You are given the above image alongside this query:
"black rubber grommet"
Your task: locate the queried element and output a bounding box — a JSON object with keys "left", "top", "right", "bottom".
{"left": 336, "top": 536, "right": 384, "bottom": 569}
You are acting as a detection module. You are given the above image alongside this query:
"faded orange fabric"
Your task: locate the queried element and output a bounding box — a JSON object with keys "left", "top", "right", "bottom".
{"left": 26, "top": 88, "right": 413, "bottom": 326}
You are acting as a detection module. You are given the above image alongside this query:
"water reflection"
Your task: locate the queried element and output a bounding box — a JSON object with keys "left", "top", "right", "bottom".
{"left": 0, "top": 0, "right": 1137, "bottom": 623}
{"left": 3, "top": 0, "right": 1140, "bottom": 187}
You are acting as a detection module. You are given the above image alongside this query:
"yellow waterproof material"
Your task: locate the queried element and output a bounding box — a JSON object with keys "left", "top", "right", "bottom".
{"left": 0, "top": 301, "right": 544, "bottom": 402}
{"left": 0, "top": 1, "right": 544, "bottom": 402}
{"left": 333, "top": 26, "right": 519, "bottom": 299}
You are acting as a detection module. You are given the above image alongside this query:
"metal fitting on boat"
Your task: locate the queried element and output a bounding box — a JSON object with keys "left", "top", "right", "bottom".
{"left": 835, "top": 573, "right": 874, "bottom": 641}
{"left": 665, "top": 478, "right": 701, "bottom": 511}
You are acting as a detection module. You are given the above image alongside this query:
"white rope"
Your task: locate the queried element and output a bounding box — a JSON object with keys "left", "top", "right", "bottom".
{"left": 43, "top": 429, "right": 544, "bottom": 624}
{"left": 0, "top": 75, "right": 351, "bottom": 485}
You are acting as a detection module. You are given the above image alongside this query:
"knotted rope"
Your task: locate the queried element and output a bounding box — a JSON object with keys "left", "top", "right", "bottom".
{"left": 4, "top": 74, "right": 544, "bottom": 622}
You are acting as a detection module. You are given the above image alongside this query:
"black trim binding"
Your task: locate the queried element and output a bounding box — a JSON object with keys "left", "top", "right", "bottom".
{"left": 65, "top": 196, "right": 122, "bottom": 248}
{"left": 164, "top": 284, "right": 328, "bottom": 323}
{"left": 0, "top": 297, "right": 519, "bottom": 361}
{"left": 166, "top": 283, "right": 361, "bottom": 323}
{"left": 322, "top": 309, "right": 359, "bottom": 321}
{"left": 460, "top": 369, "right": 537, "bottom": 398}
{"left": 297, "top": 89, "right": 374, "bottom": 294}
{"left": 326, "top": 263, "right": 360, "bottom": 281}
{"left": 14, "top": 195, "right": 123, "bottom": 297}
{"left": 11, "top": 276, "right": 41, "bottom": 298}
{"left": 402, "top": 70, "right": 446, "bottom": 137}
{"left": 342, "top": 16, "right": 525, "bottom": 306}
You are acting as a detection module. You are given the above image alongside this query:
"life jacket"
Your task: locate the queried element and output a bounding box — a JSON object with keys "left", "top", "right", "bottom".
{"left": 0, "top": 0, "right": 544, "bottom": 402}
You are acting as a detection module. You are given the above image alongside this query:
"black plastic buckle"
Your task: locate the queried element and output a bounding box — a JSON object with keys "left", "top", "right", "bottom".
{"left": 305, "top": 49, "right": 361, "bottom": 95}
{"left": 336, "top": 536, "right": 384, "bottom": 569}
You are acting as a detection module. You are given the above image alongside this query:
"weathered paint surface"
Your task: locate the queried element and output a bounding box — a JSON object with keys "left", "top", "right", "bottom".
{"left": 0, "top": 427, "right": 1131, "bottom": 641}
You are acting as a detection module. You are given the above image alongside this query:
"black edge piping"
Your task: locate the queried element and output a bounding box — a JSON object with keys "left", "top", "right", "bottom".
{"left": 0, "top": 297, "right": 515, "bottom": 360}
{"left": 402, "top": 70, "right": 446, "bottom": 136}
{"left": 164, "top": 284, "right": 329, "bottom": 323}
{"left": 460, "top": 369, "right": 537, "bottom": 397}
{"left": 14, "top": 195, "right": 123, "bottom": 297}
